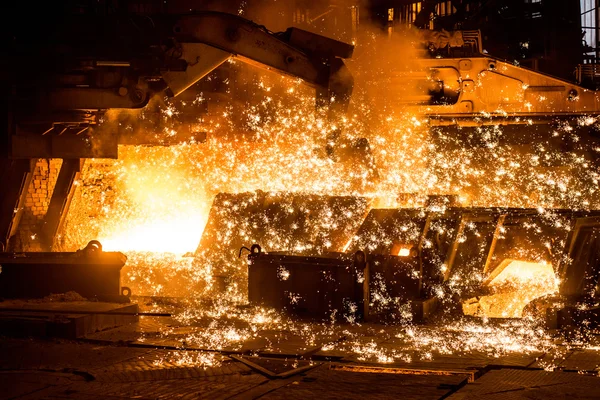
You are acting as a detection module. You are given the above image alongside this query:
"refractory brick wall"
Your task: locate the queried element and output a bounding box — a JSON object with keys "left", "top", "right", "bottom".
{"left": 54, "top": 159, "right": 118, "bottom": 252}
{"left": 10, "top": 159, "right": 62, "bottom": 251}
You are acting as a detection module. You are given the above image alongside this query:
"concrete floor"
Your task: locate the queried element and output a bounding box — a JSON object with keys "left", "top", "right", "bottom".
{"left": 2, "top": 336, "right": 600, "bottom": 400}
{"left": 2, "top": 299, "right": 600, "bottom": 399}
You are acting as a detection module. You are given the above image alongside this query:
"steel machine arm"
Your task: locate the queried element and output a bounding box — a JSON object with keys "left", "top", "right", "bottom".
{"left": 393, "top": 30, "right": 600, "bottom": 126}
{"left": 3, "top": 12, "right": 354, "bottom": 159}
{"left": 164, "top": 12, "right": 354, "bottom": 114}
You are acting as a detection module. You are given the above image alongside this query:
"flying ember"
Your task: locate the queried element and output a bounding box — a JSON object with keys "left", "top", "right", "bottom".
{"left": 5, "top": 4, "right": 600, "bottom": 397}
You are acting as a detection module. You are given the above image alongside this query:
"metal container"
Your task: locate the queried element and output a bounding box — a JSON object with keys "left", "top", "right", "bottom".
{"left": 0, "top": 242, "right": 127, "bottom": 299}
{"left": 248, "top": 248, "right": 364, "bottom": 320}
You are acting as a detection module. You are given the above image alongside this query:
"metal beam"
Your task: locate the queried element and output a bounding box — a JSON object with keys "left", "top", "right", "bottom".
{"left": 0, "top": 158, "right": 35, "bottom": 250}
{"left": 482, "top": 214, "right": 506, "bottom": 275}
{"left": 39, "top": 159, "right": 83, "bottom": 251}
{"left": 416, "top": 214, "right": 433, "bottom": 296}
{"left": 442, "top": 211, "right": 500, "bottom": 282}
{"left": 442, "top": 215, "right": 467, "bottom": 282}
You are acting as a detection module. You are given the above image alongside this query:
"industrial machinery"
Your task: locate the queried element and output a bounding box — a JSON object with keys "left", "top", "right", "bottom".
{"left": 386, "top": 30, "right": 600, "bottom": 160}
{"left": 221, "top": 193, "right": 600, "bottom": 326}
{"left": 225, "top": 29, "right": 600, "bottom": 325}
{"left": 411, "top": 30, "right": 600, "bottom": 125}
{"left": 0, "top": 240, "right": 128, "bottom": 300}
{"left": 2, "top": 11, "right": 354, "bottom": 160}
{"left": 2, "top": 6, "right": 600, "bottom": 326}
{"left": 0, "top": 9, "right": 358, "bottom": 299}
{"left": 0, "top": 11, "right": 355, "bottom": 251}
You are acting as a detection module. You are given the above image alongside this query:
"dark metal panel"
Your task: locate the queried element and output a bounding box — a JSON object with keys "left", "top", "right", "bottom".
{"left": 366, "top": 255, "right": 421, "bottom": 319}
{"left": 561, "top": 216, "right": 600, "bottom": 299}
{"left": 287, "top": 27, "right": 354, "bottom": 58}
{"left": 248, "top": 252, "right": 362, "bottom": 320}
{"left": 44, "top": 87, "right": 149, "bottom": 110}
{"left": 421, "top": 213, "right": 462, "bottom": 287}
{"left": 0, "top": 158, "right": 35, "bottom": 250}
{"left": 442, "top": 211, "right": 498, "bottom": 283}
{"left": 349, "top": 208, "right": 429, "bottom": 255}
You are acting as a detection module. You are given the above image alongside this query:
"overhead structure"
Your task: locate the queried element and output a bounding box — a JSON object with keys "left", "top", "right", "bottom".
{"left": 0, "top": 11, "right": 354, "bottom": 250}
{"left": 396, "top": 30, "right": 600, "bottom": 126}
{"left": 2, "top": 11, "right": 354, "bottom": 160}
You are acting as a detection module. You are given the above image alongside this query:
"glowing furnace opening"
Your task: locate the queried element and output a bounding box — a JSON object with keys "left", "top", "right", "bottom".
{"left": 463, "top": 259, "right": 559, "bottom": 319}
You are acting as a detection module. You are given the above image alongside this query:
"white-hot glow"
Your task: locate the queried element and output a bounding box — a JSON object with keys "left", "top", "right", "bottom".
{"left": 463, "top": 260, "right": 559, "bottom": 318}
{"left": 99, "top": 213, "right": 206, "bottom": 254}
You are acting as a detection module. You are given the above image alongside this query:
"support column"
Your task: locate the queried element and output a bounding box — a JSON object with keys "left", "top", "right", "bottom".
{"left": 482, "top": 214, "right": 506, "bottom": 275}
{"left": 40, "top": 159, "right": 83, "bottom": 251}
{"left": 0, "top": 158, "right": 35, "bottom": 250}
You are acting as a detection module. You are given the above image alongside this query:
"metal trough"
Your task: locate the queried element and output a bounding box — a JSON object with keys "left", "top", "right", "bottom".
{"left": 245, "top": 205, "right": 600, "bottom": 325}
{"left": 0, "top": 241, "right": 127, "bottom": 299}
